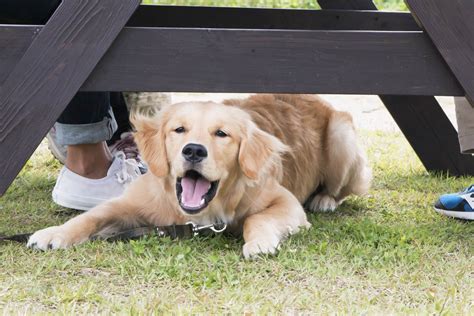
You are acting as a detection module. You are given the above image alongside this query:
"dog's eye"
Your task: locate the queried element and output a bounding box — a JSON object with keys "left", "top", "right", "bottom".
{"left": 215, "top": 130, "right": 228, "bottom": 138}
{"left": 174, "top": 127, "right": 185, "bottom": 134}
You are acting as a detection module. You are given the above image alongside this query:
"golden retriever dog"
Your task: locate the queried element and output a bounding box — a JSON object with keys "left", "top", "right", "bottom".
{"left": 28, "top": 94, "right": 371, "bottom": 258}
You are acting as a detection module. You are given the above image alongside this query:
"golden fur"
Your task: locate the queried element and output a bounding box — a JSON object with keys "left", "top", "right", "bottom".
{"left": 28, "top": 94, "right": 371, "bottom": 258}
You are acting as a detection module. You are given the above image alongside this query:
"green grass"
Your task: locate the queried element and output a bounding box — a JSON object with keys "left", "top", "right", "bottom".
{"left": 141, "top": 0, "right": 408, "bottom": 11}
{"left": 1, "top": 130, "right": 473, "bottom": 314}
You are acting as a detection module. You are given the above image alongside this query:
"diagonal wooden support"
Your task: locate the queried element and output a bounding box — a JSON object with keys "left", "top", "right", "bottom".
{"left": 406, "top": 0, "right": 474, "bottom": 105}
{"left": 318, "top": 0, "right": 474, "bottom": 176}
{"left": 380, "top": 96, "right": 474, "bottom": 175}
{"left": 0, "top": 0, "right": 141, "bottom": 195}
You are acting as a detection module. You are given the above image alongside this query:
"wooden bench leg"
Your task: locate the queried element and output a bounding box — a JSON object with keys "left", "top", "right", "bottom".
{"left": 406, "top": 0, "right": 474, "bottom": 105}
{"left": 318, "top": 0, "right": 474, "bottom": 176}
{"left": 380, "top": 96, "right": 474, "bottom": 175}
{"left": 0, "top": 0, "right": 140, "bottom": 196}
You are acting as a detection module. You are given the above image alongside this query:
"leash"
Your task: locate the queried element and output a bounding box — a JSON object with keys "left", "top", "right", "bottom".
{"left": 0, "top": 222, "right": 227, "bottom": 244}
{"left": 2, "top": 184, "right": 322, "bottom": 244}
{"left": 0, "top": 233, "right": 32, "bottom": 243}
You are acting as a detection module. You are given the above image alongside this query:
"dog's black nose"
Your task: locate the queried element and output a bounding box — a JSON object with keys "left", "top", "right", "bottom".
{"left": 182, "top": 143, "right": 208, "bottom": 163}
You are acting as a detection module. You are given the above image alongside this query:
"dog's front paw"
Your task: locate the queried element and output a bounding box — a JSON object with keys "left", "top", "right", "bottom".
{"left": 308, "top": 194, "right": 339, "bottom": 212}
{"left": 27, "top": 226, "right": 83, "bottom": 250}
{"left": 243, "top": 235, "right": 280, "bottom": 259}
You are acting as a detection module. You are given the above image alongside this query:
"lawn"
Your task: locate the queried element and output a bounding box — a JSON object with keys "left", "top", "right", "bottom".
{"left": 0, "top": 128, "right": 473, "bottom": 314}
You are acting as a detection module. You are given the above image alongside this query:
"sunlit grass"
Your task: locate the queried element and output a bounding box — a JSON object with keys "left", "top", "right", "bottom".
{"left": 1, "top": 128, "right": 472, "bottom": 314}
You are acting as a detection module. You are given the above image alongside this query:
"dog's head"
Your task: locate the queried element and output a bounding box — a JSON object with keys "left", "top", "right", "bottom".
{"left": 131, "top": 101, "right": 287, "bottom": 217}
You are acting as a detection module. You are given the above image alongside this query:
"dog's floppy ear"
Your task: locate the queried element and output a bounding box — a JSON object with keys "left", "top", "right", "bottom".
{"left": 130, "top": 111, "right": 169, "bottom": 177}
{"left": 239, "top": 122, "right": 288, "bottom": 181}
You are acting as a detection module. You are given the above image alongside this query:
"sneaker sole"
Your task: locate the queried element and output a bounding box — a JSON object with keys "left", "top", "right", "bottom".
{"left": 434, "top": 207, "right": 474, "bottom": 220}
{"left": 53, "top": 191, "right": 102, "bottom": 212}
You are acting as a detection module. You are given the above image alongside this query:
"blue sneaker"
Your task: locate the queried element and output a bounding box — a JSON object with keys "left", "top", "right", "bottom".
{"left": 434, "top": 185, "right": 474, "bottom": 220}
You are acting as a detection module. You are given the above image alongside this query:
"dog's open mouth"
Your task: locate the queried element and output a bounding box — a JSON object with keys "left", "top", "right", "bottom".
{"left": 176, "top": 170, "right": 219, "bottom": 214}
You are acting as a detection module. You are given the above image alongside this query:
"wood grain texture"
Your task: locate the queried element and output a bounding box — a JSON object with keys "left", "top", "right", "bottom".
{"left": 79, "top": 28, "right": 462, "bottom": 95}
{"left": 0, "top": 26, "right": 38, "bottom": 87}
{"left": 127, "top": 5, "right": 420, "bottom": 31}
{"left": 0, "top": 0, "right": 140, "bottom": 195}
{"left": 319, "top": 0, "right": 474, "bottom": 175}
{"left": 406, "top": 0, "right": 474, "bottom": 104}
{"left": 0, "top": 3, "right": 419, "bottom": 31}
{"left": 0, "top": 24, "right": 461, "bottom": 96}
{"left": 381, "top": 95, "right": 474, "bottom": 175}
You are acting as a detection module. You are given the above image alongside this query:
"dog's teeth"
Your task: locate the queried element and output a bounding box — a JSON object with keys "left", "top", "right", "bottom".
{"left": 200, "top": 198, "right": 205, "bottom": 205}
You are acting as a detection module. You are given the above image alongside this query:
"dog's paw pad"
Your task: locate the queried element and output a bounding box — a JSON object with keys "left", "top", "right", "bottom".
{"left": 243, "top": 237, "right": 279, "bottom": 259}
{"left": 308, "top": 194, "right": 339, "bottom": 212}
{"left": 27, "top": 226, "right": 72, "bottom": 251}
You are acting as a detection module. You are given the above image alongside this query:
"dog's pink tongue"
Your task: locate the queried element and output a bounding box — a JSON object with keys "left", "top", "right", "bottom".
{"left": 181, "top": 176, "right": 211, "bottom": 207}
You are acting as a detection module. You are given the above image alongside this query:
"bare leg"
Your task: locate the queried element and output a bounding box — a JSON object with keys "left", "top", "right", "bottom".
{"left": 65, "top": 142, "right": 112, "bottom": 179}
{"left": 455, "top": 97, "right": 474, "bottom": 154}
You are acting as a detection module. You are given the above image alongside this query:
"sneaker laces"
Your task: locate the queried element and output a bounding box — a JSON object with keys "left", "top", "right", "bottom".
{"left": 109, "top": 132, "right": 141, "bottom": 161}
{"left": 109, "top": 132, "right": 147, "bottom": 174}
{"left": 461, "top": 185, "right": 474, "bottom": 194}
{"left": 114, "top": 151, "right": 141, "bottom": 185}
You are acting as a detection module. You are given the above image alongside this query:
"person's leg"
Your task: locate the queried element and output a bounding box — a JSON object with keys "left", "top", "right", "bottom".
{"left": 52, "top": 92, "right": 141, "bottom": 211}
{"left": 65, "top": 143, "right": 112, "bottom": 179}
{"left": 108, "top": 92, "right": 132, "bottom": 145}
{"left": 455, "top": 96, "right": 474, "bottom": 154}
{"left": 56, "top": 92, "right": 116, "bottom": 178}
{"left": 48, "top": 92, "right": 169, "bottom": 164}
{"left": 48, "top": 92, "right": 131, "bottom": 164}
{"left": 434, "top": 97, "right": 474, "bottom": 220}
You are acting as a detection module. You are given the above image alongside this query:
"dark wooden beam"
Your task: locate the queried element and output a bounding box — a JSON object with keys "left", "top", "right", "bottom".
{"left": 406, "top": 0, "right": 474, "bottom": 104}
{"left": 381, "top": 95, "right": 474, "bottom": 175}
{"left": 0, "top": 3, "right": 419, "bottom": 32}
{"left": 318, "top": 0, "right": 377, "bottom": 10}
{"left": 0, "top": 3, "right": 421, "bottom": 31}
{"left": 0, "top": 0, "right": 61, "bottom": 24}
{"left": 128, "top": 5, "right": 420, "bottom": 31}
{"left": 0, "top": 0, "right": 141, "bottom": 196}
{"left": 0, "top": 25, "right": 38, "bottom": 87}
{"left": 0, "top": 26, "right": 461, "bottom": 95}
{"left": 81, "top": 28, "right": 462, "bottom": 96}
{"left": 319, "top": 0, "right": 474, "bottom": 176}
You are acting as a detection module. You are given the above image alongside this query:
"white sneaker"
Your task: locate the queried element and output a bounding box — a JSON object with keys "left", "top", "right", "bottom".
{"left": 47, "top": 129, "right": 147, "bottom": 174}
{"left": 52, "top": 152, "right": 141, "bottom": 211}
